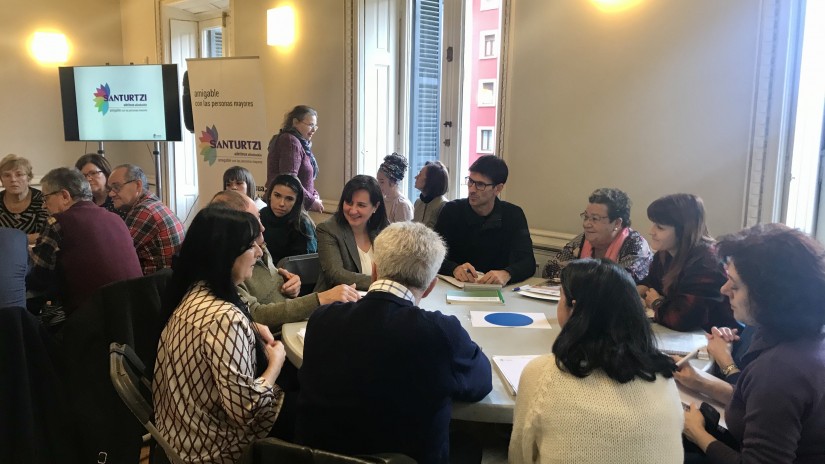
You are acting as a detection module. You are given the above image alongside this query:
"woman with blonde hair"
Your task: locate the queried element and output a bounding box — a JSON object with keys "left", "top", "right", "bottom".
{"left": 0, "top": 154, "right": 49, "bottom": 243}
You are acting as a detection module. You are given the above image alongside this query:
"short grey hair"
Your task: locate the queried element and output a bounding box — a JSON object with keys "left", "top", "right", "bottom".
{"left": 115, "top": 163, "right": 149, "bottom": 193}
{"left": 41, "top": 167, "right": 92, "bottom": 201}
{"left": 373, "top": 222, "right": 447, "bottom": 291}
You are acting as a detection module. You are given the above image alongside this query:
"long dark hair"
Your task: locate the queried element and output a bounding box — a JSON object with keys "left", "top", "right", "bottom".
{"left": 222, "top": 165, "right": 259, "bottom": 201}
{"left": 647, "top": 193, "right": 714, "bottom": 295}
{"left": 717, "top": 223, "right": 825, "bottom": 341}
{"left": 553, "top": 259, "right": 676, "bottom": 383}
{"left": 265, "top": 174, "right": 314, "bottom": 238}
{"left": 163, "top": 206, "right": 268, "bottom": 370}
{"left": 334, "top": 175, "right": 389, "bottom": 233}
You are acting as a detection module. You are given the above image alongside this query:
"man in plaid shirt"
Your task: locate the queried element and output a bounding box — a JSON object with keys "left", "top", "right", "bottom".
{"left": 108, "top": 164, "right": 184, "bottom": 275}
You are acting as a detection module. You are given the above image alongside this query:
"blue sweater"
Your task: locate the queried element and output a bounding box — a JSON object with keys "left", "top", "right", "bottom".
{"left": 296, "top": 291, "right": 492, "bottom": 463}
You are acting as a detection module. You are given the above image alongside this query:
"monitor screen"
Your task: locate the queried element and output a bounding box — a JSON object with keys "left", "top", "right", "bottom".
{"left": 59, "top": 64, "right": 182, "bottom": 142}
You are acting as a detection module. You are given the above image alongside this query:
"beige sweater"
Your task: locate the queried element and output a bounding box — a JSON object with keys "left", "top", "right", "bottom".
{"left": 509, "top": 354, "right": 683, "bottom": 464}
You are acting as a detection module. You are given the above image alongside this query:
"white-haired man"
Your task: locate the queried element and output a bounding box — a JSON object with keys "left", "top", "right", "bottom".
{"left": 296, "top": 222, "right": 492, "bottom": 463}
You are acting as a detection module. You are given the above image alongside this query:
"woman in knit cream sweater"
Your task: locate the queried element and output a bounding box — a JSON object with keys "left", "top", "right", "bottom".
{"left": 509, "top": 259, "right": 684, "bottom": 464}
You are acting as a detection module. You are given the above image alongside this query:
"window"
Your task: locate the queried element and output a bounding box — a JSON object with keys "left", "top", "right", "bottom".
{"left": 480, "top": 31, "right": 498, "bottom": 59}
{"left": 480, "top": 0, "right": 500, "bottom": 12}
{"left": 203, "top": 28, "right": 223, "bottom": 57}
{"left": 478, "top": 80, "right": 496, "bottom": 107}
{"left": 478, "top": 127, "right": 494, "bottom": 154}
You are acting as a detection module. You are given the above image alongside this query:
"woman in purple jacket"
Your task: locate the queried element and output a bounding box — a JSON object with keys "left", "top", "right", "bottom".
{"left": 266, "top": 105, "right": 324, "bottom": 212}
{"left": 681, "top": 223, "right": 825, "bottom": 463}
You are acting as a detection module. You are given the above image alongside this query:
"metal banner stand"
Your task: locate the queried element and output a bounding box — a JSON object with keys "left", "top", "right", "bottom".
{"left": 152, "top": 142, "right": 163, "bottom": 199}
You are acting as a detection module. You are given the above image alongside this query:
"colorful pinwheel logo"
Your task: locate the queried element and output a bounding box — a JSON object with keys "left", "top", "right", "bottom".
{"left": 93, "top": 84, "right": 110, "bottom": 115}
{"left": 198, "top": 125, "right": 219, "bottom": 166}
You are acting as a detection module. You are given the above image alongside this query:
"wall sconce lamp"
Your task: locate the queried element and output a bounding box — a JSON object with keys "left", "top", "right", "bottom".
{"left": 30, "top": 31, "right": 70, "bottom": 64}
{"left": 267, "top": 6, "right": 295, "bottom": 46}
{"left": 590, "top": 0, "right": 644, "bottom": 14}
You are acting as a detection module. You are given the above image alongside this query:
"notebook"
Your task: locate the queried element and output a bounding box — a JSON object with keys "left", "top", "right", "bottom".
{"left": 656, "top": 332, "right": 708, "bottom": 357}
{"left": 437, "top": 273, "right": 502, "bottom": 290}
{"left": 492, "top": 355, "right": 540, "bottom": 395}
{"left": 446, "top": 288, "right": 505, "bottom": 304}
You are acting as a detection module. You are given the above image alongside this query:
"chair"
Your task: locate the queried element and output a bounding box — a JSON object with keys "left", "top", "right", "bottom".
{"left": 109, "top": 342, "right": 184, "bottom": 464}
{"left": 277, "top": 253, "right": 321, "bottom": 296}
{"left": 240, "top": 437, "right": 417, "bottom": 464}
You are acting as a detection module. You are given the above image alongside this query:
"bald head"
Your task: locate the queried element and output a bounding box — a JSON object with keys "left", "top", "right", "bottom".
{"left": 211, "top": 189, "right": 264, "bottom": 240}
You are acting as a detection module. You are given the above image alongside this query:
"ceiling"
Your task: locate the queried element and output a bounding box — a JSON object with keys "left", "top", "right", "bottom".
{"left": 164, "top": 0, "right": 229, "bottom": 15}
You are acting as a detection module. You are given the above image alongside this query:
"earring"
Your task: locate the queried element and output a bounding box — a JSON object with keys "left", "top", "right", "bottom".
{"left": 613, "top": 228, "right": 618, "bottom": 231}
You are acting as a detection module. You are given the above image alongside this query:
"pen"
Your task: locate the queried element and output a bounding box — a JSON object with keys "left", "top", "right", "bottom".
{"left": 675, "top": 346, "right": 705, "bottom": 368}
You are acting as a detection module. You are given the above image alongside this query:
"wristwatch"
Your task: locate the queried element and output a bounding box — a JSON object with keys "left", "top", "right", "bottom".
{"left": 721, "top": 363, "right": 740, "bottom": 377}
{"left": 651, "top": 297, "right": 665, "bottom": 311}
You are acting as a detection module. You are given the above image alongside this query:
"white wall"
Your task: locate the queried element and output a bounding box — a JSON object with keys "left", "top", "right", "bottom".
{"left": 0, "top": 0, "right": 155, "bottom": 181}
{"left": 501, "top": 0, "right": 784, "bottom": 241}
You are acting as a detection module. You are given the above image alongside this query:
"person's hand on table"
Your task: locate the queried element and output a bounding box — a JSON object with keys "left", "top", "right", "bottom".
{"left": 278, "top": 268, "right": 301, "bottom": 298}
{"left": 477, "top": 270, "right": 510, "bottom": 286}
{"left": 318, "top": 283, "right": 360, "bottom": 305}
{"left": 254, "top": 322, "right": 276, "bottom": 345}
{"left": 453, "top": 263, "right": 478, "bottom": 282}
{"left": 643, "top": 288, "right": 661, "bottom": 308}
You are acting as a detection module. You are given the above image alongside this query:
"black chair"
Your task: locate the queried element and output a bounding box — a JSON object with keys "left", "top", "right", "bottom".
{"left": 277, "top": 253, "right": 321, "bottom": 296}
{"left": 109, "top": 342, "right": 184, "bottom": 464}
{"left": 240, "top": 437, "right": 417, "bottom": 464}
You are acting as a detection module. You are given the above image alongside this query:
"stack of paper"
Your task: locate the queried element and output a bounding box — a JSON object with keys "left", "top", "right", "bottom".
{"left": 437, "top": 274, "right": 501, "bottom": 290}
{"left": 492, "top": 355, "right": 540, "bottom": 395}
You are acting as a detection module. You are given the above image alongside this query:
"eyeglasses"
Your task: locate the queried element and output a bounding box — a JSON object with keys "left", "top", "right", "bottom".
{"left": 464, "top": 176, "right": 497, "bottom": 191}
{"left": 580, "top": 212, "right": 610, "bottom": 223}
{"left": 83, "top": 170, "right": 104, "bottom": 179}
{"left": 300, "top": 120, "right": 319, "bottom": 130}
{"left": 42, "top": 190, "right": 61, "bottom": 199}
{"left": 107, "top": 179, "right": 137, "bottom": 193}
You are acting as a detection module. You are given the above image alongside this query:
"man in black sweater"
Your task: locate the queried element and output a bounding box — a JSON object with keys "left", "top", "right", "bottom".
{"left": 434, "top": 155, "right": 535, "bottom": 285}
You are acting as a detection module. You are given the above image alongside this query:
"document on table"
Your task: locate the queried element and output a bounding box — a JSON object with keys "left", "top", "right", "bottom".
{"left": 492, "top": 355, "right": 540, "bottom": 395}
{"left": 446, "top": 289, "right": 505, "bottom": 305}
{"left": 470, "top": 311, "right": 552, "bottom": 329}
{"left": 296, "top": 328, "right": 306, "bottom": 345}
{"left": 437, "top": 273, "right": 501, "bottom": 290}
{"left": 656, "top": 332, "right": 709, "bottom": 357}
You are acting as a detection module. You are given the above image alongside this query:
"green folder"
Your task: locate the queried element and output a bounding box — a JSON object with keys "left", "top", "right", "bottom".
{"left": 446, "top": 289, "right": 505, "bottom": 305}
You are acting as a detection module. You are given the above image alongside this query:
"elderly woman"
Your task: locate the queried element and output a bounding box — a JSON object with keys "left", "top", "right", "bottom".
{"left": 75, "top": 153, "right": 126, "bottom": 218}
{"left": 0, "top": 154, "right": 49, "bottom": 243}
{"left": 266, "top": 105, "right": 323, "bottom": 212}
{"left": 679, "top": 224, "right": 825, "bottom": 463}
{"left": 376, "top": 153, "right": 413, "bottom": 223}
{"left": 412, "top": 160, "right": 449, "bottom": 229}
{"left": 223, "top": 165, "right": 267, "bottom": 210}
{"left": 542, "top": 188, "right": 651, "bottom": 282}
{"left": 315, "top": 175, "right": 389, "bottom": 292}
{"left": 510, "top": 259, "right": 683, "bottom": 463}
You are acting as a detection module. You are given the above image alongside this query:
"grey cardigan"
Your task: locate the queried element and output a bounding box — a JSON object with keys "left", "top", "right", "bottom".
{"left": 413, "top": 195, "right": 447, "bottom": 229}
{"left": 314, "top": 217, "right": 377, "bottom": 292}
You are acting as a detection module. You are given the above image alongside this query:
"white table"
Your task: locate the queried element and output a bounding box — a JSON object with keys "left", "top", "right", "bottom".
{"left": 282, "top": 277, "right": 714, "bottom": 423}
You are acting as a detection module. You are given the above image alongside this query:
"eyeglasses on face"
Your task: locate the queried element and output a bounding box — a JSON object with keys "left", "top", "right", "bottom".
{"left": 580, "top": 212, "right": 610, "bottom": 223}
{"left": 300, "top": 120, "right": 319, "bottom": 130}
{"left": 42, "top": 190, "right": 62, "bottom": 199}
{"left": 83, "top": 170, "right": 104, "bottom": 179}
{"left": 464, "top": 176, "right": 497, "bottom": 191}
{"left": 108, "top": 179, "right": 137, "bottom": 193}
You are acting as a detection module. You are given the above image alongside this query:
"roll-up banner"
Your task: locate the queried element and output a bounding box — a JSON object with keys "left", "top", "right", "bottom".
{"left": 186, "top": 57, "right": 269, "bottom": 212}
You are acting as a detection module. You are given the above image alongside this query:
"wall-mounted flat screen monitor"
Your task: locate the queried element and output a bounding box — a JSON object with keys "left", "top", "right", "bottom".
{"left": 59, "top": 64, "right": 182, "bottom": 142}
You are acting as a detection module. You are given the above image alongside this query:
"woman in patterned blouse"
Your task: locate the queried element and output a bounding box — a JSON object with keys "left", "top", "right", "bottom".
{"left": 154, "top": 206, "right": 286, "bottom": 464}
{"left": 637, "top": 193, "right": 736, "bottom": 332}
{"left": 542, "top": 188, "right": 652, "bottom": 282}
{"left": 0, "top": 154, "right": 49, "bottom": 244}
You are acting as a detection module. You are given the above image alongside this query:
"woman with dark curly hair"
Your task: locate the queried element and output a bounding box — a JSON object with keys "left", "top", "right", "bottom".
{"left": 542, "top": 187, "right": 652, "bottom": 282}
{"left": 679, "top": 223, "right": 825, "bottom": 463}
{"left": 376, "top": 153, "right": 413, "bottom": 223}
{"left": 637, "top": 193, "right": 735, "bottom": 331}
{"left": 510, "top": 259, "right": 683, "bottom": 463}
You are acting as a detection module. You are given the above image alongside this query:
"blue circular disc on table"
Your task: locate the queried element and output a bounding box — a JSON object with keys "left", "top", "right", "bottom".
{"left": 484, "top": 312, "right": 533, "bottom": 327}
